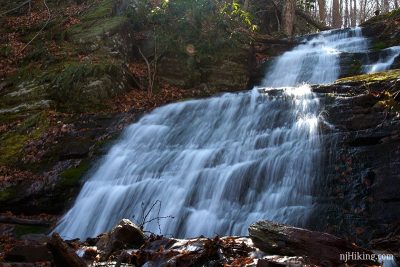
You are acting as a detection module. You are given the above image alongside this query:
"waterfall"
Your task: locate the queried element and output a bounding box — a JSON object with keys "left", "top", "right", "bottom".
{"left": 54, "top": 28, "right": 382, "bottom": 240}
{"left": 364, "top": 46, "right": 400, "bottom": 73}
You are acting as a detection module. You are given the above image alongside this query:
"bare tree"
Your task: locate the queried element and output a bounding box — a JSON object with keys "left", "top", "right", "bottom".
{"left": 382, "top": 0, "right": 390, "bottom": 12}
{"left": 350, "top": 0, "right": 357, "bottom": 26}
{"left": 317, "top": 0, "right": 327, "bottom": 22}
{"left": 282, "top": 0, "right": 296, "bottom": 36}
{"left": 332, "top": 0, "right": 342, "bottom": 28}
{"left": 244, "top": 0, "right": 250, "bottom": 11}
{"left": 344, "top": 0, "right": 349, "bottom": 27}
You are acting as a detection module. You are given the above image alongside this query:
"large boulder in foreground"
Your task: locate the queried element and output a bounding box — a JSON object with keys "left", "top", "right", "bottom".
{"left": 249, "top": 220, "right": 376, "bottom": 266}
{"left": 96, "top": 219, "right": 145, "bottom": 258}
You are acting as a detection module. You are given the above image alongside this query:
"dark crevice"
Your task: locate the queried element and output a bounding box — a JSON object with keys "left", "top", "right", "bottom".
{"left": 348, "top": 136, "right": 383, "bottom": 147}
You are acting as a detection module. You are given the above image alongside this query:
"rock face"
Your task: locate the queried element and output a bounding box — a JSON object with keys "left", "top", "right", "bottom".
{"left": 249, "top": 220, "right": 375, "bottom": 266}
{"left": 310, "top": 70, "right": 400, "bottom": 252}
{"left": 96, "top": 219, "right": 145, "bottom": 258}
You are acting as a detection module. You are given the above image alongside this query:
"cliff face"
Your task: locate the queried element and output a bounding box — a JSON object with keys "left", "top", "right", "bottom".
{"left": 310, "top": 70, "right": 400, "bottom": 252}
{"left": 302, "top": 11, "right": 400, "bottom": 252}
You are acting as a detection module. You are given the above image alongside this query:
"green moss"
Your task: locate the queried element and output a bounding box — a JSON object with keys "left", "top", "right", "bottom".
{"left": 0, "top": 112, "right": 50, "bottom": 164}
{"left": 68, "top": 16, "right": 128, "bottom": 41}
{"left": 337, "top": 69, "right": 400, "bottom": 83}
{"left": 372, "top": 41, "right": 388, "bottom": 51}
{"left": 0, "top": 45, "right": 11, "bottom": 57}
{"left": 362, "top": 8, "right": 400, "bottom": 26}
{"left": 65, "top": 0, "right": 127, "bottom": 41}
{"left": 59, "top": 160, "right": 90, "bottom": 187}
{"left": 81, "top": 0, "right": 114, "bottom": 22}
{"left": 13, "top": 225, "right": 48, "bottom": 239}
{"left": 0, "top": 187, "right": 18, "bottom": 202}
{"left": 22, "top": 46, "right": 56, "bottom": 65}
{"left": 348, "top": 62, "right": 363, "bottom": 76}
{"left": 0, "top": 134, "right": 28, "bottom": 164}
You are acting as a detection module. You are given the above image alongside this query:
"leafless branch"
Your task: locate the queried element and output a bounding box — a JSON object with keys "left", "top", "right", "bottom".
{"left": 20, "top": 0, "right": 51, "bottom": 53}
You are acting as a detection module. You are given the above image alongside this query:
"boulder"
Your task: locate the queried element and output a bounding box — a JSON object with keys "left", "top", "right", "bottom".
{"left": 249, "top": 220, "right": 376, "bottom": 266}
{"left": 96, "top": 219, "right": 145, "bottom": 258}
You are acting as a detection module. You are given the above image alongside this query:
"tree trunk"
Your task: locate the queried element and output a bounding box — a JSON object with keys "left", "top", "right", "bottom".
{"left": 350, "top": 0, "right": 357, "bottom": 27}
{"left": 395, "top": 0, "right": 399, "bottom": 9}
{"left": 243, "top": 0, "right": 250, "bottom": 11}
{"left": 382, "top": 0, "right": 389, "bottom": 12}
{"left": 375, "top": 0, "right": 380, "bottom": 11}
{"left": 317, "top": 0, "right": 326, "bottom": 22}
{"left": 360, "top": 0, "right": 367, "bottom": 23}
{"left": 282, "top": 0, "right": 296, "bottom": 36}
{"left": 47, "top": 233, "right": 87, "bottom": 267}
{"left": 0, "top": 215, "right": 51, "bottom": 227}
{"left": 344, "top": 0, "right": 349, "bottom": 27}
{"left": 332, "top": 0, "right": 342, "bottom": 28}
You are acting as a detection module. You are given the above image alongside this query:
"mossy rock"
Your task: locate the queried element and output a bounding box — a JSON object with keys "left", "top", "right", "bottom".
{"left": 13, "top": 225, "right": 49, "bottom": 239}
{"left": 67, "top": 0, "right": 128, "bottom": 42}
{"left": 362, "top": 8, "right": 400, "bottom": 27}
{"left": 337, "top": 69, "right": 400, "bottom": 84}
{"left": 42, "top": 61, "right": 130, "bottom": 111}
{"left": 58, "top": 160, "right": 91, "bottom": 188}
{"left": 0, "top": 112, "right": 50, "bottom": 164}
{"left": 205, "top": 60, "right": 249, "bottom": 91}
{"left": 0, "top": 186, "right": 19, "bottom": 202}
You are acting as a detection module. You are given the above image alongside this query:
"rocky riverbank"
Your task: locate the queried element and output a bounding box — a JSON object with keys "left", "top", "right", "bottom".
{"left": 2, "top": 219, "right": 385, "bottom": 266}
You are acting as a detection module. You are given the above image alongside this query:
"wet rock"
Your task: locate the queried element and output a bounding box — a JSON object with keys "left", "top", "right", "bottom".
{"left": 59, "top": 141, "right": 91, "bottom": 160}
{"left": 96, "top": 219, "right": 145, "bottom": 258}
{"left": 249, "top": 220, "right": 375, "bottom": 265}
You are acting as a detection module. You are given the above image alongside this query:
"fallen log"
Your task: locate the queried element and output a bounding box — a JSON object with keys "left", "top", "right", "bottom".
{"left": 47, "top": 233, "right": 87, "bottom": 267}
{"left": 295, "top": 8, "right": 331, "bottom": 31}
{"left": 254, "top": 35, "right": 300, "bottom": 45}
{"left": 0, "top": 215, "right": 51, "bottom": 227}
{"left": 249, "top": 220, "right": 377, "bottom": 266}
{"left": 270, "top": 0, "right": 330, "bottom": 32}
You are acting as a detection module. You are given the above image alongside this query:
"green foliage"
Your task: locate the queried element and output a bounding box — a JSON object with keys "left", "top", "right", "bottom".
{"left": 128, "top": 0, "right": 255, "bottom": 62}
{"left": 22, "top": 45, "right": 57, "bottom": 65}
{"left": 297, "top": 0, "right": 316, "bottom": 11}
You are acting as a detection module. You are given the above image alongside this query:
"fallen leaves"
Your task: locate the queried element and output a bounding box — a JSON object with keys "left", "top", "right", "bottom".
{"left": 3, "top": 11, "right": 50, "bottom": 31}
{"left": 0, "top": 165, "right": 41, "bottom": 188}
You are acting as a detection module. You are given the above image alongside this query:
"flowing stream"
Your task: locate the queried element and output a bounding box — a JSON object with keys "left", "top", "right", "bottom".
{"left": 55, "top": 28, "right": 399, "bottom": 240}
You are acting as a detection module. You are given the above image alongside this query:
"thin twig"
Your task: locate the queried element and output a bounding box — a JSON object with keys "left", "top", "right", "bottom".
{"left": 0, "top": 0, "right": 30, "bottom": 17}
{"left": 137, "top": 46, "right": 152, "bottom": 96}
{"left": 20, "top": 0, "right": 51, "bottom": 53}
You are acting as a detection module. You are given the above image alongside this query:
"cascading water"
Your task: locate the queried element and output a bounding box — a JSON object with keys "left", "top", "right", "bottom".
{"left": 364, "top": 46, "right": 400, "bottom": 73}
{"left": 54, "top": 28, "right": 385, "bottom": 240}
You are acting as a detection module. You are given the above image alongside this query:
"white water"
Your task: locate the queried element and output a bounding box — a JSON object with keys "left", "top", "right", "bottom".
{"left": 263, "top": 27, "right": 368, "bottom": 86}
{"left": 364, "top": 46, "right": 400, "bottom": 73}
{"left": 54, "top": 28, "right": 393, "bottom": 240}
